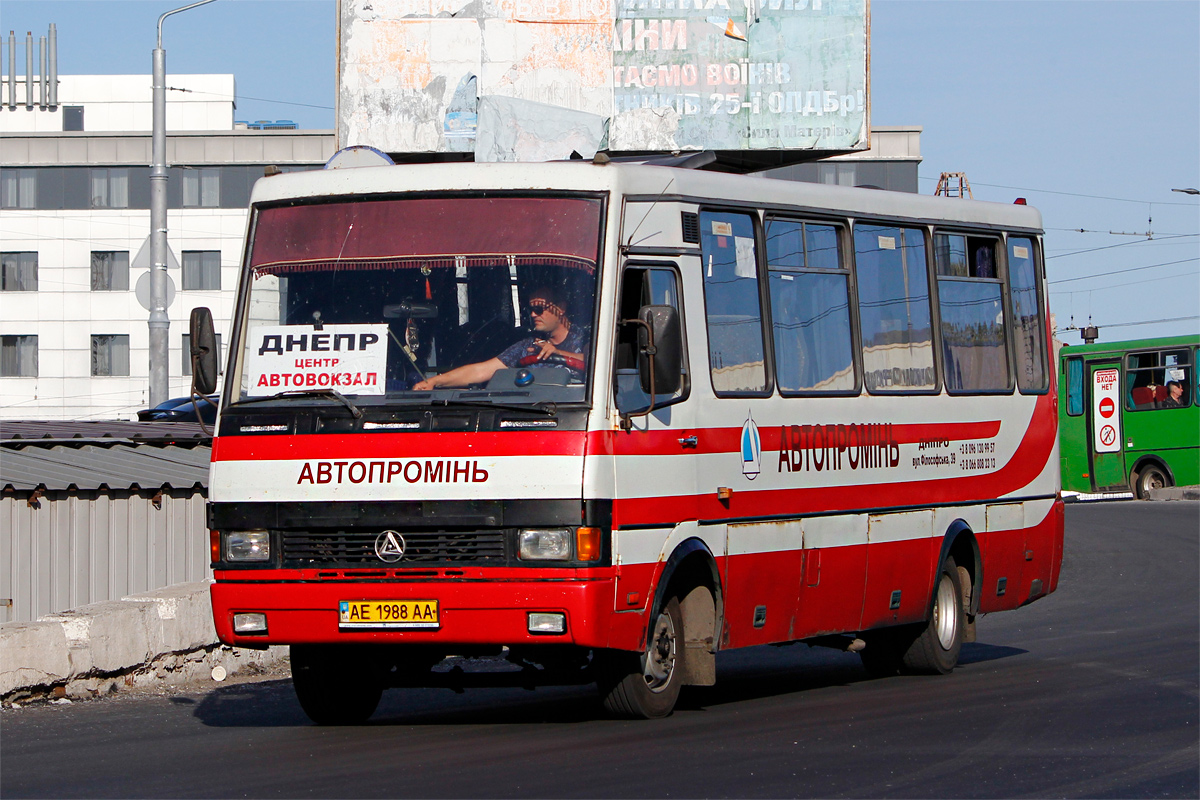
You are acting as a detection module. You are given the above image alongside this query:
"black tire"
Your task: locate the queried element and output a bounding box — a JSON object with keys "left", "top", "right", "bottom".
{"left": 1134, "top": 464, "right": 1169, "bottom": 499}
{"left": 902, "top": 557, "right": 965, "bottom": 674}
{"left": 597, "top": 597, "right": 683, "bottom": 719}
{"left": 290, "top": 644, "right": 384, "bottom": 725}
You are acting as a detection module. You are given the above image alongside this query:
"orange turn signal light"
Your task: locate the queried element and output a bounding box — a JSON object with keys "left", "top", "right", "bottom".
{"left": 210, "top": 530, "right": 221, "bottom": 564}
{"left": 575, "top": 527, "right": 601, "bottom": 562}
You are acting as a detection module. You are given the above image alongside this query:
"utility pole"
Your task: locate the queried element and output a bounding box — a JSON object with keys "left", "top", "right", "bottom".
{"left": 149, "top": 0, "right": 215, "bottom": 406}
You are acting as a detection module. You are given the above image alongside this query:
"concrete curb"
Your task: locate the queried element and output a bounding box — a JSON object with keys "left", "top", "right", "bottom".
{"left": 0, "top": 581, "right": 286, "bottom": 701}
{"left": 1147, "top": 485, "right": 1200, "bottom": 501}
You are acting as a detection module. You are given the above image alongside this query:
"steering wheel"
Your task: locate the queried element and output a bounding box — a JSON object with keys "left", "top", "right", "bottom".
{"left": 518, "top": 352, "right": 585, "bottom": 372}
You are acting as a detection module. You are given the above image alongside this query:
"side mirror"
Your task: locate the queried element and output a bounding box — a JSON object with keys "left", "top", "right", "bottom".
{"left": 189, "top": 307, "right": 219, "bottom": 396}
{"left": 638, "top": 304, "right": 682, "bottom": 395}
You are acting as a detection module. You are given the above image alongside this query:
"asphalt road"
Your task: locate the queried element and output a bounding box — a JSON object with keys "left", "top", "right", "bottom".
{"left": 3, "top": 501, "right": 1197, "bottom": 799}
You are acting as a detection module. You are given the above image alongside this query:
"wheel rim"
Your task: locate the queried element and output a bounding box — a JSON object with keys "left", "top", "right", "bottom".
{"left": 1146, "top": 470, "right": 1165, "bottom": 491}
{"left": 642, "top": 609, "right": 677, "bottom": 693}
{"left": 933, "top": 572, "right": 958, "bottom": 650}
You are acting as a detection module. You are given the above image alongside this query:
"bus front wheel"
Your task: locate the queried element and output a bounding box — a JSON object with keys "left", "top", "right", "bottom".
{"left": 1134, "top": 464, "right": 1170, "bottom": 499}
{"left": 596, "top": 596, "right": 683, "bottom": 719}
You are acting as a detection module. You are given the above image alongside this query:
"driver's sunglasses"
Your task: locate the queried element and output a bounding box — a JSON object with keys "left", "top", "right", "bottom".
{"left": 528, "top": 302, "right": 559, "bottom": 317}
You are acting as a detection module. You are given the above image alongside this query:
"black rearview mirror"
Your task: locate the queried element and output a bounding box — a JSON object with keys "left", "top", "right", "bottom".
{"left": 638, "top": 304, "right": 682, "bottom": 395}
{"left": 383, "top": 300, "right": 438, "bottom": 319}
{"left": 189, "top": 307, "right": 219, "bottom": 396}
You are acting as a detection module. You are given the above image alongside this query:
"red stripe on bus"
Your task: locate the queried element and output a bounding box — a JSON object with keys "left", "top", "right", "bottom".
{"left": 211, "top": 430, "right": 587, "bottom": 461}
{"left": 588, "top": 419, "right": 1002, "bottom": 457}
{"left": 610, "top": 394, "right": 1056, "bottom": 527}
{"left": 210, "top": 419, "right": 1001, "bottom": 463}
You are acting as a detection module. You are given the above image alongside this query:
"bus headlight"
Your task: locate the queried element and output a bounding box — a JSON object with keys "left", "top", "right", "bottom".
{"left": 518, "top": 528, "right": 572, "bottom": 561}
{"left": 225, "top": 530, "right": 270, "bottom": 562}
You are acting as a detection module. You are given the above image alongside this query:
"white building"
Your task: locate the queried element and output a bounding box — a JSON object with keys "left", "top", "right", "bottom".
{"left": 1, "top": 73, "right": 335, "bottom": 420}
{"left": 1, "top": 71, "right": 920, "bottom": 421}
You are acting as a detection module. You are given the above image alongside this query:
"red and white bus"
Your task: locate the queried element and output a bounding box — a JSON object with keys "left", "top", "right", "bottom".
{"left": 194, "top": 159, "right": 1064, "bottom": 723}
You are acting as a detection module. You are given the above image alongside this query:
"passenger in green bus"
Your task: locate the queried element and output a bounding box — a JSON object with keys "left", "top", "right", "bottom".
{"left": 1162, "top": 381, "right": 1185, "bottom": 408}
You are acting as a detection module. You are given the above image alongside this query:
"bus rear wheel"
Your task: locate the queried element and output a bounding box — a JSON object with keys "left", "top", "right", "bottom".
{"left": 901, "top": 557, "right": 965, "bottom": 674}
{"left": 597, "top": 596, "right": 683, "bottom": 719}
{"left": 291, "top": 644, "right": 384, "bottom": 725}
{"left": 1134, "top": 464, "right": 1170, "bottom": 499}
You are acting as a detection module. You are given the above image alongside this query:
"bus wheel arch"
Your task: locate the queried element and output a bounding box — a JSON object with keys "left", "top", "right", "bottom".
{"left": 597, "top": 538, "right": 721, "bottom": 717}
{"left": 1131, "top": 458, "right": 1173, "bottom": 499}
{"left": 658, "top": 540, "right": 722, "bottom": 687}
{"left": 940, "top": 520, "right": 981, "bottom": 632}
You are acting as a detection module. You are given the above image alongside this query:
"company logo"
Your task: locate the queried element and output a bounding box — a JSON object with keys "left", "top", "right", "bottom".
{"left": 741, "top": 412, "right": 761, "bottom": 480}
{"left": 374, "top": 530, "right": 406, "bottom": 563}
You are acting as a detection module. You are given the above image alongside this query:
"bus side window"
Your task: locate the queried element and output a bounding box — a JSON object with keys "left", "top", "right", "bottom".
{"left": 1065, "top": 357, "right": 1083, "bottom": 416}
{"left": 1161, "top": 349, "right": 1192, "bottom": 408}
{"left": 766, "top": 217, "right": 856, "bottom": 393}
{"left": 855, "top": 223, "right": 936, "bottom": 393}
{"left": 700, "top": 210, "right": 767, "bottom": 395}
{"left": 934, "top": 232, "right": 1009, "bottom": 393}
{"left": 1007, "top": 237, "right": 1048, "bottom": 392}
{"left": 614, "top": 265, "right": 686, "bottom": 411}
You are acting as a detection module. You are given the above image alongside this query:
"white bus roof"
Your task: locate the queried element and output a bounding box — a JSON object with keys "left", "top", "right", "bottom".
{"left": 249, "top": 161, "right": 1044, "bottom": 232}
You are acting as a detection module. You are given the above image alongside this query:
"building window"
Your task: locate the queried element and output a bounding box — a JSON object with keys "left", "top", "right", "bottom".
{"left": 1, "top": 169, "right": 37, "bottom": 209}
{"left": 182, "top": 168, "right": 220, "bottom": 208}
{"left": 1, "top": 252, "right": 38, "bottom": 291}
{"left": 0, "top": 335, "right": 38, "bottom": 377}
{"left": 90, "top": 168, "right": 130, "bottom": 209}
{"left": 182, "top": 333, "right": 222, "bottom": 376}
{"left": 91, "top": 334, "right": 130, "bottom": 377}
{"left": 182, "top": 250, "right": 221, "bottom": 290}
{"left": 91, "top": 251, "right": 130, "bottom": 291}
{"left": 854, "top": 224, "right": 936, "bottom": 393}
{"left": 63, "top": 105, "right": 84, "bottom": 131}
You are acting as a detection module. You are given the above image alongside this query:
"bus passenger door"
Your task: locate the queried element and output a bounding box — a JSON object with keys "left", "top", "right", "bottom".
{"left": 611, "top": 264, "right": 698, "bottom": 604}
{"left": 1087, "top": 360, "right": 1126, "bottom": 491}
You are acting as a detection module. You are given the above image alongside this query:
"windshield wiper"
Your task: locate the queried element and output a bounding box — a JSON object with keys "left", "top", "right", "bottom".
{"left": 427, "top": 398, "right": 557, "bottom": 416}
{"left": 228, "top": 389, "right": 363, "bottom": 419}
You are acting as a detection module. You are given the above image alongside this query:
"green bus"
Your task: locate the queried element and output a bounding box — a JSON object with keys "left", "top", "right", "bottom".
{"left": 1058, "top": 334, "right": 1199, "bottom": 497}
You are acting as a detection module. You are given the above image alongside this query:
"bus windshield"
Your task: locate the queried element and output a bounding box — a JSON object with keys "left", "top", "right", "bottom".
{"left": 233, "top": 194, "right": 603, "bottom": 407}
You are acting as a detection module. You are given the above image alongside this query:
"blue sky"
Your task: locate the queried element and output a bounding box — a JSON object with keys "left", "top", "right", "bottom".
{"left": 2, "top": 0, "right": 1197, "bottom": 342}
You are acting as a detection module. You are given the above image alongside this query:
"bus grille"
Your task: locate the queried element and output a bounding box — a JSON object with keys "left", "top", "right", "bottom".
{"left": 280, "top": 531, "right": 507, "bottom": 565}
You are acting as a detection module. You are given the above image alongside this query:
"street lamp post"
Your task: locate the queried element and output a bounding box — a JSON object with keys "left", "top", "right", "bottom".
{"left": 149, "top": 0, "right": 215, "bottom": 407}
{"left": 1171, "top": 188, "right": 1199, "bottom": 195}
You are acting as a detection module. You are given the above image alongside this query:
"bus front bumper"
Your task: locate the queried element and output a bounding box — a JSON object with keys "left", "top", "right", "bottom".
{"left": 210, "top": 575, "right": 637, "bottom": 650}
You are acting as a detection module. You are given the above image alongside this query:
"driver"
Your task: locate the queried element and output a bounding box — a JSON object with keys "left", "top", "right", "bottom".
{"left": 413, "top": 286, "right": 587, "bottom": 390}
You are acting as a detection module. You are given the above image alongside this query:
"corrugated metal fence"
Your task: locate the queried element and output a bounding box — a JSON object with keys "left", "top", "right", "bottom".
{"left": 1, "top": 489, "right": 210, "bottom": 623}
{"left": 1, "top": 422, "right": 213, "bottom": 624}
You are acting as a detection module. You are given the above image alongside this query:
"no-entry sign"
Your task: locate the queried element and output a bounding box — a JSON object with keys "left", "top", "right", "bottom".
{"left": 1093, "top": 368, "right": 1121, "bottom": 453}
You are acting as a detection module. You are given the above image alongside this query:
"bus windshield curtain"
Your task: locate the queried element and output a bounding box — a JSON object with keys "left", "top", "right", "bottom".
{"left": 249, "top": 196, "right": 601, "bottom": 274}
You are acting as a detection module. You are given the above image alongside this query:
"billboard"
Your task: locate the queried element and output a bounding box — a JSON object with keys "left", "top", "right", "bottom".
{"left": 337, "top": 0, "right": 869, "bottom": 162}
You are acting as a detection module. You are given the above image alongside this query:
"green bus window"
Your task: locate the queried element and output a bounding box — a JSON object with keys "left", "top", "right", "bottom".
{"left": 1066, "top": 357, "right": 1083, "bottom": 416}
{"left": 1127, "top": 349, "right": 1193, "bottom": 410}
